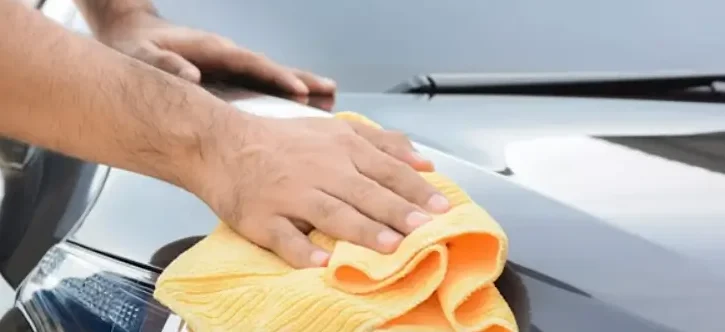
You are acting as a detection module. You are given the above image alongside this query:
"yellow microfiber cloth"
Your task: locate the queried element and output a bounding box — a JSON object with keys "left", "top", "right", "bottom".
{"left": 154, "top": 112, "right": 518, "bottom": 332}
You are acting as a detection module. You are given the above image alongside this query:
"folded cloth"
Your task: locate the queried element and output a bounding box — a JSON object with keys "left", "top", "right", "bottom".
{"left": 154, "top": 112, "right": 518, "bottom": 332}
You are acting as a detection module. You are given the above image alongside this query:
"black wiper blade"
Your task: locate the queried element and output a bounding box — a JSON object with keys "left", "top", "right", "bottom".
{"left": 390, "top": 71, "right": 725, "bottom": 102}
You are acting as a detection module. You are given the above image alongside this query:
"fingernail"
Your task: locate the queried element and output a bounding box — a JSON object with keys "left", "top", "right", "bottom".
{"left": 406, "top": 211, "right": 432, "bottom": 228}
{"left": 310, "top": 250, "right": 330, "bottom": 267}
{"left": 377, "top": 230, "right": 403, "bottom": 250}
{"left": 426, "top": 194, "right": 450, "bottom": 213}
{"left": 409, "top": 151, "right": 434, "bottom": 171}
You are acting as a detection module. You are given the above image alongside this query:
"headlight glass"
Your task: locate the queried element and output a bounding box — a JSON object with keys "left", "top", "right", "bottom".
{"left": 15, "top": 243, "right": 189, "bottom": 331}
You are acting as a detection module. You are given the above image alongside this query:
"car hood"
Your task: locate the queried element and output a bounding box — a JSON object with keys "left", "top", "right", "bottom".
{"left": 69, "top": 91, "right": 725, "bottom": 332}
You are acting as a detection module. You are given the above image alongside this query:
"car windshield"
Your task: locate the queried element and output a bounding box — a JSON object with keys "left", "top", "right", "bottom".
{"left": 139, "top": 0, "right": 724, "bottom": 93}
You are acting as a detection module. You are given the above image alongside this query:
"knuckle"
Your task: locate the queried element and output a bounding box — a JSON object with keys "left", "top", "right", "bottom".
{"left": 378, "top": 159, "right": 407, "bottom": 184}
{"left": 387, "top": 130, "right": 411, "bottom": 145}
{"left": 335, "top": 213, "right": 379, "bottom": 246}
{"left": 376, "top": 164, "right": 432, "bottom": 205}
{"left": 413, "top": 185, "right": 436, "bottom": 206}
{"left": 346, "top": 177, "right": 407, "bottom": 228}
{"left": 155, "top": 53, "right": 179, "bottom": 68}
{"left": 378, "top": 143, "right": 404, "bottom": 157}
{"left": 398, "top": 170, "right": 429, "bottom": 191}
{"left": 266, "top": 227, "right": 285, "bottom": 252}
{"left": 405, "top": 178, "right": 436, "bottom": 206}
{"left": 381, "top": 195, "right": 415, "bottom": 226}
{"left": 348, "top": 176, "right": 379, "bottom": 202}
{"left": 130, "top": 44, "right": 157, "bottom": 61}
{"left": 314, "top": 198, "right": 345, "bottom": 221}
{"left": 378, "top": 131, "right": 412, "bottom": 156}
{"left": 353, "top": 221, "right": 379, "bottom": 245}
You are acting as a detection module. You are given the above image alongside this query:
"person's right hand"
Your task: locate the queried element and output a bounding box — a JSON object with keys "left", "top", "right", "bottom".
{"left": 191, "top": 113, "right": 450, "bottom": 268}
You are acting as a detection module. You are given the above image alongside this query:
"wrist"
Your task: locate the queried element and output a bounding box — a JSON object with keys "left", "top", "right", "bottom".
{"left": 173, "top": 93, "right": 259, "bottom": 195}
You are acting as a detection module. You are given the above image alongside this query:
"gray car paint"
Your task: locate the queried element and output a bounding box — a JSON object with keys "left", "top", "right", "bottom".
{"left": 149, "top": 0, "right": 725, "bottom": 92}
{"left": 67, "top": 92, "right": 725, "bottom": 332}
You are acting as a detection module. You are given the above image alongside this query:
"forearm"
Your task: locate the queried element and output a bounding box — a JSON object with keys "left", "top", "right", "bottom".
{"left": 0, "top": 1, "right": 243, "bottom": 188}
{"left": 72, "top": 0, "right": 157, "bottom": 35}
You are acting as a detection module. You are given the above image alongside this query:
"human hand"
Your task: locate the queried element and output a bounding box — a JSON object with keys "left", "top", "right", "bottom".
{"left": 190, "top": 114, "right": 449, "bottom": 269}
{"left": 96, "top": 11, "right": 335, "bottom": 95}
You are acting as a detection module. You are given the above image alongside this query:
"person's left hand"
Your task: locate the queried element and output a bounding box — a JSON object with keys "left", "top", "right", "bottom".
{"left": 96, "top": 11, "right": 336, "bottom": 95}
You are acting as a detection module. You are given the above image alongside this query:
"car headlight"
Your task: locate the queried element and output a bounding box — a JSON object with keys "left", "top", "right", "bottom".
{"left": 15, "top": 242, "right": 189, "bottom": 331}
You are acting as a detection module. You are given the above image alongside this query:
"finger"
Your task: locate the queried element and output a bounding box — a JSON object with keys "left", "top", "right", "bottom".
{"left": 167, "top": 34, "right": 309, "bottom": 95}
{"left": 323, "top": 171, "right": 432, "bottom": 235}
{"left": 352, "top": 141, "right": 450, "bottom": 214}
{"left": 349, "top": 122, "right": 434, "bottom": 172}
{"left": 239, "top": 216, "right": 329, "bottom": 268}
{"left": 285, "top": 94, "right": 310, "bottom": 105}
{"left": 291, "top": 69, "right": 337, "bottom": 95}
{"left": 222, "top": 51, "right": 309, "bottom": 95}
{"left": 288, "top": 190, "right": 403, "bottom": 253}
{"left": 141, "top": 47, "right": 202, "bottom": 83}
{"left": 308, "top": 95, "right": 336, "bottom": 112}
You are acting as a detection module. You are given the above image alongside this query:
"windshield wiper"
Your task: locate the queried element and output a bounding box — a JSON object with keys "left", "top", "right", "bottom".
{"left": 389, "top": 71, "right": 725, "bottom": 102}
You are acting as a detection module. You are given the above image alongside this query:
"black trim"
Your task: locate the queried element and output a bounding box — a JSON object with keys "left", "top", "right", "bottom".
{"left": 393, "top": 72, "right": 725, "bottom": 103}
{"left": 67, "top": 240, "right": 163, "bottom": 275}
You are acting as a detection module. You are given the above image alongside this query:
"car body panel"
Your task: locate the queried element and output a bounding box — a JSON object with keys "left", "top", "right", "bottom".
{"left": 66, "top": 91, "right": 725, "bottom": 332}
{"left": 332, "top": 93, "right": 725, "bottom": 274}
{"left": 0, "top": 149, "right": 109, "bottom": 288}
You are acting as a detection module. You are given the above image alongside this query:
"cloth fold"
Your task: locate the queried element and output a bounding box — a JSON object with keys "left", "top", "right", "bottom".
{"left": 154, "top": 112, "right": 518, "bottom": 332}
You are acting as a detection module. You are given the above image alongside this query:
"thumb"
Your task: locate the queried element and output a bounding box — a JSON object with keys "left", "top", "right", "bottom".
{"left": 144, "top": 48, "right": 202, "bottom": 83}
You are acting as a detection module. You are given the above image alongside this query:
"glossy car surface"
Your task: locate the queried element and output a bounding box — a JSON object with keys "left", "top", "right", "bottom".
{"left": 147, "top": 0, "right": 725, "bottom": 92}
{"left": 1, "top": 1, "right": 725, "bottom": 332}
